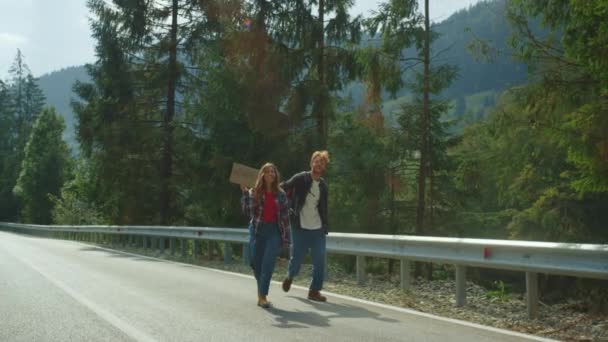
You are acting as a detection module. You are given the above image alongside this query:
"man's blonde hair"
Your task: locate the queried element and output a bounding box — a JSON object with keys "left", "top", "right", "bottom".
{"left": 310, "top": 150, "right": 330, "bottom": 166}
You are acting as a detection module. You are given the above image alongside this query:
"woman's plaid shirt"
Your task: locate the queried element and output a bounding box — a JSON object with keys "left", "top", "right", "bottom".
{"left": 241, "top": 190, "right": 291, "bottom": 246}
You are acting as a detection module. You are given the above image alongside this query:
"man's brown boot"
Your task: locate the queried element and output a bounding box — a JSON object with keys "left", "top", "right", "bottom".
{"left": 307, "top": 290, "right": 327, "bottom": 302}
{"left": 282, "top": 277, "right": 292, "bottom": 292}
{"left": 257, "top": 294, "right": 270, "bottom": 308}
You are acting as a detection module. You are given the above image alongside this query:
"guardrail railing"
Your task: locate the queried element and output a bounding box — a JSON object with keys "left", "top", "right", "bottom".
{"left": 2, "top": 222, "right": 607, "bottom": 319}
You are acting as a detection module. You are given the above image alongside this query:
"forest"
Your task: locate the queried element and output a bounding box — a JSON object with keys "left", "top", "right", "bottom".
{"left": 1, "top": 0, "right": 606, "bottom": 306}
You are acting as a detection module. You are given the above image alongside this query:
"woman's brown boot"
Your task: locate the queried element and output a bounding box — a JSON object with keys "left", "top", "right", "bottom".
{"left": 257, "top": 294, "right": 270, "bottom": 308}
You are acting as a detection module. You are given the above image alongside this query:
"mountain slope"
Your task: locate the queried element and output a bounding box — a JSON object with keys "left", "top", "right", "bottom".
{"left": 37, "top": 65, "right": 88, "bottom": 147}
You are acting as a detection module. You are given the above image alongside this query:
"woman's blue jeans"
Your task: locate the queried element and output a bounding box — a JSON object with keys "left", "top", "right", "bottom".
{"left": 252, "top": 222, "right": 281, "bottom": 296}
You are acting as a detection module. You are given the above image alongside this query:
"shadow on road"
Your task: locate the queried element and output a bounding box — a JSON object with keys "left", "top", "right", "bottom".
{"left": 268, "top": 307, "right": 330, "bottom": 328}
{"left": 268, "top": 296, "right": 399, "bottom": 328}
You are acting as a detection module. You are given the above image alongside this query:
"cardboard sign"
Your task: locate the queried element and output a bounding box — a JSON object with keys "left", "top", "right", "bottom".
{"left": 229, "top": 163, "right": 258, "bottom": 188}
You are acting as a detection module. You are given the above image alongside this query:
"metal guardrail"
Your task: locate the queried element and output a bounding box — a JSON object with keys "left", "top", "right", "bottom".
{"left": 0, "top": 223, "right": 250, "bottom": 242}
{"left": 2, "top": 222, "right": 607, "bottom": 319}
{"left": 328, "top": 233, "right": 608, "bottom": 279}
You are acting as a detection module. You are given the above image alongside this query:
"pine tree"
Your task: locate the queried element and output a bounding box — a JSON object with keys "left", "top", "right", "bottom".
{"left": 285, "top": 0, "right": 363, "bottom": 149}
{"left": 74, "top": 0, "right": 219, "bottom": 224}
{"left": 0, "top": 51, "right": 47, "bottom": 220}
{"left": 231, "top": 0, "right": 363, "bottom": 149}
{"left": 366, "top": 0, "right": 457, "bottom": 235}
{"left": 0, "top": 79, "right": 18, "bottom": 220}
{"left": 447, "top": 0, "right": 608, "bottom": 243}
{"left": 9, "top": 50, "right": 46, "bottom": 141}
{"left": 13, "top": 107, "right": 72, "bottom": 224}
{"left": 73, "top": 1, "right": 154, "bottom": 224}
{"left": 507, "top": 0, "right": 608, "bottom": 194}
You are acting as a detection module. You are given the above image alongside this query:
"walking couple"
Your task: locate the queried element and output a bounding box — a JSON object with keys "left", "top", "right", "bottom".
{"left": 240, "top": 151, "right": 330, "bottom": 308}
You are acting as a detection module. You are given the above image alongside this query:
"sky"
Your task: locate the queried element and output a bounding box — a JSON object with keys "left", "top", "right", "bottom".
{"left": 0, "top": 0, "right": 481, "bottom": 79}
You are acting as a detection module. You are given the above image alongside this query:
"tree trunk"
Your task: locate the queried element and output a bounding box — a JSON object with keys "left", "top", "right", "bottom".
{"left": 429, "top": 168, "right": 434, "bottom": 230}
{"left": 416, "top": 0, "right": 432, "bottom": 279}
{"left": 388, "top": 167, "right": 397, "bottom": 274}
{"left": 314, "top": 0, "right": 328, "bottom": 148}
{"left": 160, "top": 0, "right": 179, "bottom": 225}
{"left": 416, "top": 0, "right": 431, "bottom": 238}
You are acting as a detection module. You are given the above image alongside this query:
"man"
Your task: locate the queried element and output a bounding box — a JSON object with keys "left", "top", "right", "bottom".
{"left": 280, "top": 150, "right": 329, "bottom": 302}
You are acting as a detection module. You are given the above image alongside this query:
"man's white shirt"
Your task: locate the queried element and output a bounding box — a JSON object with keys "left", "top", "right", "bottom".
{"left": 299, "top": 179, "right": 322, "bottom": 230}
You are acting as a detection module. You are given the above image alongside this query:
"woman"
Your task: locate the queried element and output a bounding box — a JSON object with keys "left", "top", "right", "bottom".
{"left": 241, "top": 163, "right": 290, "bottom": 308}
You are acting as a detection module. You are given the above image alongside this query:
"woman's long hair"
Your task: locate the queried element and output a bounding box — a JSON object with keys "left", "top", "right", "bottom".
{"left": 253, "top": 163, "right": 283, "bottom": 203}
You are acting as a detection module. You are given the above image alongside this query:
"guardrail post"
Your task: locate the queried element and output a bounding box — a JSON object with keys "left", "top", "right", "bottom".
{"left": 193, "top": 240, "right": 200, "bottom": 258}
{"left": 455, "top": 265, "right": 466, "bottom": 307}
{"left": 400, "top": 258, "right": 411, "bottom": 290}
{"left": 242, "top": 243, "right": 250, "bottom": 265}
{"left": 526, "top": 272, "right": 539, "bottom": 319}
{"left": 324, "top": 254, "right": 329, "bottom": 280}
{"left": 159, "top": 237, "right": 165, "bottom": 254}
{"left": 143, "top": 236, "right": 148, "bottom": 252}
{"left": 170, "top": 238, "right": 176, "bottom": 255}
{"left": 207, "top": 241, "right": 213, "bottom": 260}
{"left": 224, "top": 242, "right": 232, "bottom": 264}
{"left": 181, "top": 239, "right": 187, "bottom": 258}
{"left": 356, "top": 255, "right": 366, "bottom": 285}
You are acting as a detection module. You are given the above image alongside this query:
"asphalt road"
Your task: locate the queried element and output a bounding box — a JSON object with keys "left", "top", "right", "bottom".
{"left": 0, "top": 231, "right": 554, "bottom": 342}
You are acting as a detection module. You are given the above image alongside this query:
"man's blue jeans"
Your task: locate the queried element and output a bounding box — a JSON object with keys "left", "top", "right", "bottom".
{"left": 287, "top": 227, "right": 326, "bottom": 291}
{"left": 253, "top": 222, "right": 281, "bottom": 296}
